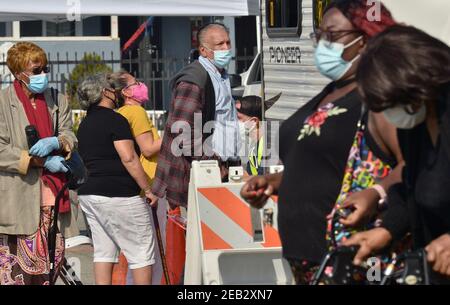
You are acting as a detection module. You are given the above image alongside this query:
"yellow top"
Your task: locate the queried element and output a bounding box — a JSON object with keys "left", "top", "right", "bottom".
{"left": 117, "top": 105, "right": 160, "bottom": 185}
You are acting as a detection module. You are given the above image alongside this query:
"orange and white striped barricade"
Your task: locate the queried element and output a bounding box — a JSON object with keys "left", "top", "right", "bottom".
{"left": 184, "top": 160, "right": 293, "bottom": 284}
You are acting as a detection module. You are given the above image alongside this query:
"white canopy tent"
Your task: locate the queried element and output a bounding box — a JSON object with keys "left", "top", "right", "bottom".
{"left": 0, "top": 0, "right": 260, "bottom": 21}
{"left": 0, "top": 0, "right": 448, "bottom": 43}
{"left": 1, "top": 0, "right": 447, "bottom": 44}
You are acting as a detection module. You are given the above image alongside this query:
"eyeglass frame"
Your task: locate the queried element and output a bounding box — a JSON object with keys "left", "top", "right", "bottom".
{"left": 309, "top": 29, "right": 363, "bottom": 47}
{"left": 123, "top": 80, "right": 142, "bottom": 91}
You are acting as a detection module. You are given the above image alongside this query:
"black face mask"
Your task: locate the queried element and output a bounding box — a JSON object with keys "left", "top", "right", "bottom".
{"left": 116, "top": 95, "right": 125, "bottom": 108}
{"left": 105, "top": 89, "right": 120, "bottom": 108}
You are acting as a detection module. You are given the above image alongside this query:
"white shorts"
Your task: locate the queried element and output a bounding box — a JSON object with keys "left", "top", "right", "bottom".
{"left": 78, "top": 195, "right": 156, "bottom": 269}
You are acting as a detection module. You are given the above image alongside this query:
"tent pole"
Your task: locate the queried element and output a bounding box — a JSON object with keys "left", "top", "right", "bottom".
{"left": 258, "top": 0, "right": 268, "bottom": 175}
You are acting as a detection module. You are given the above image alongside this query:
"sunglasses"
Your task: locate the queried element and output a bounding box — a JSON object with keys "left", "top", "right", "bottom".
{"left": 25, "top": 66, "right": 50, "bottom": 76}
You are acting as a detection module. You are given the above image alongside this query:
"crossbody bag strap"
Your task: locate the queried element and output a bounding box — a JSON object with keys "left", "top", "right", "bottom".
{"left": 51, "top": 87, "right": 59, "bottom": 136}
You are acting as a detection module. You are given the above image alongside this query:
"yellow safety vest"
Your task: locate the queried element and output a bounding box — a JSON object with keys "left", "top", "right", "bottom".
{"left": 249, "top": 137, "right": 264, "bottom": 176}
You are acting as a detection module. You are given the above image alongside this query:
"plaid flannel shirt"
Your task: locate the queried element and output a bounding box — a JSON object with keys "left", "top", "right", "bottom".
{"left": 151, "top": 81, "right": 219, "bottom": 209}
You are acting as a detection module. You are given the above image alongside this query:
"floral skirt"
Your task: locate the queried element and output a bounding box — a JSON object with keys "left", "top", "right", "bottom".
{"left": 287, "top": 258, "right": 319, "bottom": 285}
{"left": 0, "top": 207, "right": 65, "bottom": 285}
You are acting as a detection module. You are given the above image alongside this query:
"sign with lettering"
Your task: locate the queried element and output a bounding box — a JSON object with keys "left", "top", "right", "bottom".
{"left": 268, "top": 46, "right": 301, "bottom": 64}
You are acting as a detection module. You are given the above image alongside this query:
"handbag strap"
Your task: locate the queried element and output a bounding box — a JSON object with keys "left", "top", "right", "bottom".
{"left": 327, "top": 106, "right": 380, "bottom": 249}
{"left": 51, "top": 87, "right": 59, "bottom": 136}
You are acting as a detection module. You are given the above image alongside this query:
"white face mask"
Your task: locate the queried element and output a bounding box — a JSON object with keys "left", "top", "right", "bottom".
{"left": 382, "top": 104, "right": 427, "bottom": 129}
{"left": 238, "top": 119, "right": 257, "bottom": 157}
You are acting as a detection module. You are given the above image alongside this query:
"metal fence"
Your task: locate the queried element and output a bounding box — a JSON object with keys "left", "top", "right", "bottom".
{"left": 0, "top": 47, "right": 257, "bottom": 112}
{"left": 72, "top": 109, "right": 167, "bottom": 133}
{"left": 0, "top": 50, "right": 121, "bottom": 98}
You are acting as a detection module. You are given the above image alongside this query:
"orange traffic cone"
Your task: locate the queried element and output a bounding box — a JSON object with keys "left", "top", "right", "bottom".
{"left": 112, "top": 252, "right": 128, "bottom": 285}
{"left": 161, "top": 206, "right": 186, "bottom": 285}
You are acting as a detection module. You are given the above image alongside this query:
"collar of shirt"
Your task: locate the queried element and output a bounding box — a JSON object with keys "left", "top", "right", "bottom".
{"left": 198, "top": 56, "right": 228, "bottom": 80}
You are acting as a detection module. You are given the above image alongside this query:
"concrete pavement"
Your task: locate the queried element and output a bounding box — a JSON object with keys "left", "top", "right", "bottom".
{"left": 56, "top": 203, "right": 94, "bottom": 285}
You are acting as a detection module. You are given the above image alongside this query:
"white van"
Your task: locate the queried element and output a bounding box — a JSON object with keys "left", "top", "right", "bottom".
{"left": 239, "top": 0, "right": 450, "bottom": 121}
{"left": 233, "top": 52, "right": 262, "bottom": 98}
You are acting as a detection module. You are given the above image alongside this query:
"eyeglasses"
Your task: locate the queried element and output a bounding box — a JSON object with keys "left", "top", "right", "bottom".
{"left": 310, "top": 29, "right": 363, "bottom": 47}
{"left": 123, "top": 80, "right": 142, "bottom": 90}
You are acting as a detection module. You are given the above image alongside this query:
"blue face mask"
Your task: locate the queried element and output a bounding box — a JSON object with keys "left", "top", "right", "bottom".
{"left": 24, "top": 73, "right": 49, "bottom": 94}
{"left": 205, "top": 46, "right": 232, "bottom": 69}
{"left": 314, "top": 36, "right": 363, "bottom": 81}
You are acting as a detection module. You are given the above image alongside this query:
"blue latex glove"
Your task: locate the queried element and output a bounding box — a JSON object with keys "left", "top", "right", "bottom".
{"left": 29, "top": 137, "right": 60, "bottom": 157}
{"left": 44, "top": 156, "right": 68, "bottom": 173}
